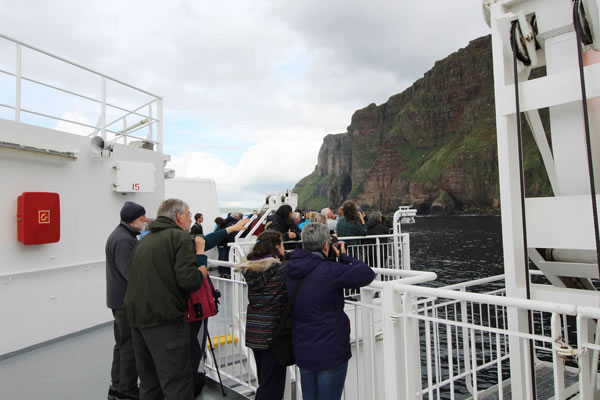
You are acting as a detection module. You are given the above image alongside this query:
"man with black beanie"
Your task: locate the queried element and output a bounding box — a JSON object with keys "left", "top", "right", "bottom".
{"left": 105, "top": 201, "right": 147, "bottom": 400}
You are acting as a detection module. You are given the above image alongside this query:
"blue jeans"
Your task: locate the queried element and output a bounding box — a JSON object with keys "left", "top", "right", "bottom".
{"left": 299, "top": 361, "right": 348, "bottom": 400}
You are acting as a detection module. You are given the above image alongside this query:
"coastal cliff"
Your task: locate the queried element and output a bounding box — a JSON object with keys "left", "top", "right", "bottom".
{"left": 293, "top": 35, "right": 551, "bottom": 214}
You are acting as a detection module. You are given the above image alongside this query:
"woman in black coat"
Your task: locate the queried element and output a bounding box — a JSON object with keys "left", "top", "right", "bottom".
{"left": 365, "top": 211, "right": 390, "bottom": 268}
{"left": 266, "top": 205, "right": 301, "bottom": 242}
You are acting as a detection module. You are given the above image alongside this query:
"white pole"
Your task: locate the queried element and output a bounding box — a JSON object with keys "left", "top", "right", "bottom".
{"left": 577, "top": 315, "right": 592, "bottom": 399}
{"left": 360, "top": 287, "right": 376, "bottom": 399}
{"left": 101, "top": 77, "right": 106, "bottom": 142}
{"left": 382, "top": 282, "right": 403, "bottom": 399}
{"left": 15, "top": 44, "right": 21, "bottom": 122}
{"left": 147, "top": 103, "right": 153, "bottom": 141}
{"left": 123, "top": 118, "right": 127, "bottom": 145}
{"left": 158, "top": 99, "right": 163, "bottom": 153}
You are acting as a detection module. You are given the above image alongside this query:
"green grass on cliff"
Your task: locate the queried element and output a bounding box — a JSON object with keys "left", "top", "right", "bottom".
{"left": 348, "top": 181, "right": 363, "bottom": 198}
{"left": 292, "top": 36, "right": 552, "bottom": 213}
{"left": 294, "top": 173, "right": 330, "bottom": 210}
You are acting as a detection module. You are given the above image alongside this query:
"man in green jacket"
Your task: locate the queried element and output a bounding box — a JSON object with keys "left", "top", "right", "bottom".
{"left": 125, "top": 198, "right": 208, "bottom": 400}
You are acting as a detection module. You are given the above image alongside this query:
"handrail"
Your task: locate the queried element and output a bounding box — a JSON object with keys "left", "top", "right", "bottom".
{"left": 0, "top": 33, "right": 162, "bottom": 149}
{"left": 368, "top": 269, "right": 437, "bottom": 287}
{"left": 0, "top": 260, "right": 104, "bottom": 278}
{"left": 442, "top": 274, "right": 506, "bottom": 290}
{"left": 207, "top": 259, "right": 236, "bottom": 268}
{"left": 0, "top": 33, "right": 161, "bottom": 99}
{"left": 228, "top": 232, "right": 409, "bottom": 246}
{"left": 393, "top": 282, "right": 580, "bottom": 315}
{"left": 0, "top": 104, "right": 120, "bottom": 134}
{"left": 0, "top": 68, "right": 159, "bottom": 124}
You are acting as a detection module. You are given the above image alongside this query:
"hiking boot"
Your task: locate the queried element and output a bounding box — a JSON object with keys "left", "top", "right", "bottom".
{"left": 108, "top": 386, "right": 119, "bottom": 400}
{"left": 116, "top": 388, "right": 140, "bottom": 400}
{"left": 194, "top": 373, "right": 206, "bottom": 397}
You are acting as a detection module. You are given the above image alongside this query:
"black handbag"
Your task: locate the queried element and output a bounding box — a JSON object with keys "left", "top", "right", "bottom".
{"left": 270, "top": 277, "right": 305, "bottom": 366}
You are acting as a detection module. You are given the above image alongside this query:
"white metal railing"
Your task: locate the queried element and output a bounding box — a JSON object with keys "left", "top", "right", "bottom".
{"left": 205, "top": 253, "right": 600, "bottom": 399}
{"left": 228, "top": 232, "right": 411, "bottom": 271}
{"left": 227, "top": 232, "right": 411, "bottom": 300}
{"left": 382, "top": 282, "right": 600, "bottom": 399}
{"left": 203, "top": 274, "right": 257, "bottom": 395}
{"left": 0, "top": 33, "right": 163, "bottom": 151}
{"left": 203, "top": 259, "right": 438, "bottom": 399}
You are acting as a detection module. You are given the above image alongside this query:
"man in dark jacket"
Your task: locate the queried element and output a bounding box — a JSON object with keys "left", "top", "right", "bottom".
{"left": 105, "top": 201, "right": 147, "bottom": 400}
{"left": 190, "top": 212, "right": 204, "bottom": 235}
{"left": 125, "top": 198, "right": 208, "bottom": 400}
{"left": 286, "top": 223, "right": 375, "bottom": 400}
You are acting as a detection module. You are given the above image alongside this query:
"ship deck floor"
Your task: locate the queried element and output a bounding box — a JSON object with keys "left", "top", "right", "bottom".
{"left": 0, "top": 323, "right": 248, "bottom": 400}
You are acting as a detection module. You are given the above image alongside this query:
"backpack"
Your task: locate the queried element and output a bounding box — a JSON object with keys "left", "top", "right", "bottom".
{"left": 185, "top": 276, "right": 220, "bottom": 322}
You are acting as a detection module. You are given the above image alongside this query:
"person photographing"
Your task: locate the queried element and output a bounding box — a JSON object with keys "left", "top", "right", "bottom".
{"left": 285, "top": 223, "right": 375, "bottom": 400}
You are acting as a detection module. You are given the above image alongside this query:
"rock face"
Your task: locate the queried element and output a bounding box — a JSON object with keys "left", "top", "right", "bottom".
{"left": 293, "top": 35, "right": 551, "bottom": 214}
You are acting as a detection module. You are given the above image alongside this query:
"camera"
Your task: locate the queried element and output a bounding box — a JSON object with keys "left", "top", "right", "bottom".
{"left": 212, "top": 288, "right": 221, "bottom": 312}
{"left": 327, "top": 235, "right": 340, "bottom": 260}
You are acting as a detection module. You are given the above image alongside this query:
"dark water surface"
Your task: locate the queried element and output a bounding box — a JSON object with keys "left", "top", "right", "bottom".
{"left": 401, "top": 216, "right": 504, "bottom": 287}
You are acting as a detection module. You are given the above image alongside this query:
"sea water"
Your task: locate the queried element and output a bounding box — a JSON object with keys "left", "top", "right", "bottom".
{"left": 402, "top": 216, "right": 504, "bottom": 287}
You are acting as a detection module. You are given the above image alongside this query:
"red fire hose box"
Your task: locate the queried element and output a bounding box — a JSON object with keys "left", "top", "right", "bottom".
{"left": 17, "top": 192, "right": 60, "bottom": 245}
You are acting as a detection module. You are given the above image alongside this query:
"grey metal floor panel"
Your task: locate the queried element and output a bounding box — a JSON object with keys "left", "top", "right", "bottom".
{"left": 0, "top": 324, "right": 246, "bottom": 400}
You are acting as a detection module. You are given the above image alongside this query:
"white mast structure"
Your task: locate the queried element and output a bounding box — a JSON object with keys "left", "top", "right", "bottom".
{"left": 486, "top": 0, "right": 600, "bottom": 396}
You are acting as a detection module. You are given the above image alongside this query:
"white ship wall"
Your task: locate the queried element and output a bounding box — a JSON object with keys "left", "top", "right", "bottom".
{"left": 165, "top": 178, "right": 221, "bottom": 259}
{"left": 0, "top": 119, "right": 167, "bottom": 356}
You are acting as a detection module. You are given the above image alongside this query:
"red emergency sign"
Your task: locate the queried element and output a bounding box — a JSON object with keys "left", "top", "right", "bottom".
{"left": 17, "top": 192, "right": 60, "bottom": 245}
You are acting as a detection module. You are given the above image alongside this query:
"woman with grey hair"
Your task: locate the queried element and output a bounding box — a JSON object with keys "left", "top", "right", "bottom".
{"left": 285, "top": 223, "right": 375, "bottom": 400}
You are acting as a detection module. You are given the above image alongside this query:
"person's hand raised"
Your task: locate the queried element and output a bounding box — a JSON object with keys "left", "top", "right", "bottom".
{"left": 194, "top": 236, "right": 205, "bottom": 253}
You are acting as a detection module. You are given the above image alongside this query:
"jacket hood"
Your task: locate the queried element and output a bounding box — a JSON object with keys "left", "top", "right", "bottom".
{"left": 149, "top": 216, "right": 182, "bottom": 232}
{"left": 225, "top": 216, "right": 238, "bottom": 224}
{"left": 266, "top": 213, "right": 284, "bottom": 225}
{"left": 235, "top": 256, "right": 280, "bottom": 273}
{"left": 285, "top": 249, "right": 322, "bottom": 279}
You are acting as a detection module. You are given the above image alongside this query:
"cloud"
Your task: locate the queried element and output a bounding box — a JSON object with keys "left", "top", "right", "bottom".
{"left": 0, "top": 0, "right": 491, "bottom": 207}
{"left": 168, "top": 133, "right": 322, "bottom": 207}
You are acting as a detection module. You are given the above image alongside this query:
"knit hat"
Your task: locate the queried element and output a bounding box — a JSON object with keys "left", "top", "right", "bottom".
{"left": 120, "top": 201, "right": 146, "bottom": 223}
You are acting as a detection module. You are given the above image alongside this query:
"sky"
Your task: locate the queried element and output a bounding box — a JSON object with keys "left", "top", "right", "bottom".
{"left": 0, "top": 0, "right": 490, "bottom": 208}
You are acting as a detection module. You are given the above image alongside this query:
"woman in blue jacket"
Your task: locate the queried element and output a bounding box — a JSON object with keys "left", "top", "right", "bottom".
{"left": 286, "top": 223, "right": 375, "bottom": 400}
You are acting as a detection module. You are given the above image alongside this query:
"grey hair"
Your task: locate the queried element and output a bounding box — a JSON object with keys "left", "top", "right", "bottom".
{"left": 301, "top": 223, "right": 330, "bottom": 252}
{"left": 231, "top": 211, "right": 243, "bottom": 219}
{"left": 320, "top": 207, "right": 331, "bottom": 218}
{"left": 157, "top": 198, "right": 189, "bottom": 221}
{"left": 368, "top": 211, "right": 383, "bottom": 225}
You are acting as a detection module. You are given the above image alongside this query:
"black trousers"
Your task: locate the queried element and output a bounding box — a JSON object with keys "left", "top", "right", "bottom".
{"left": 110, "top": 308, "right": 138, "bottom": 392}
{"left": 189, "top": 320, "right": 204, "bottom": 373}
{"left": 252, "top": 348, "right": 287, "bottom": 400}
{"left": 131, "top": 321, "right": 193, "bottom": 400}
{"left": 217, "top": 246, "right": 231, "bottom": 275}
